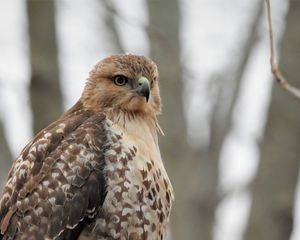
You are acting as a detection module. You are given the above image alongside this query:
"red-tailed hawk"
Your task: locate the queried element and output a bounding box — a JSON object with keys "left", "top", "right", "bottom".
{"left": 0, "top": 54, "right": 174, "bottom": 240}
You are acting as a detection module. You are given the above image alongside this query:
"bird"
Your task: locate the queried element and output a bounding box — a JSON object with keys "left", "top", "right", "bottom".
{"left": 0, "top": 54, "right": 174, "bottom": 240}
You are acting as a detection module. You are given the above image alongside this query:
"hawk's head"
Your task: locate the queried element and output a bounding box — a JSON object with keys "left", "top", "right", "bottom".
{"left": 82, "top": 54, "right": 161, "bottom": 117}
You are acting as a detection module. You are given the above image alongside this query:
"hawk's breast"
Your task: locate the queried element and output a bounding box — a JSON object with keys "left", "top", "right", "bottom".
{"left": 85, "top": 119, "right": 173, "bottom": 240}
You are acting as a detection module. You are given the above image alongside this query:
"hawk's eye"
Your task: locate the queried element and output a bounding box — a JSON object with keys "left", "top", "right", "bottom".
{"left": 113, "top": 75, "right": 128, "bottom": 86}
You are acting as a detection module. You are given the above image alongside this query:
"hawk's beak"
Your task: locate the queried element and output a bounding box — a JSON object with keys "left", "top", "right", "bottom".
{"left": 136, "top": 76, "right": 150, "bottom": 102}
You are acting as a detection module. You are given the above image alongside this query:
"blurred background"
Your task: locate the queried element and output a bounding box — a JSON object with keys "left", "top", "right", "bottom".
{"left": 0, "top": 0, "right": 299, "bottom": 239}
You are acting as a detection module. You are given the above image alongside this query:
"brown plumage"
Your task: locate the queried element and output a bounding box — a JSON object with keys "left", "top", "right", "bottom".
{"left": 0, "top": 54, "right": 173, "bottom": 240}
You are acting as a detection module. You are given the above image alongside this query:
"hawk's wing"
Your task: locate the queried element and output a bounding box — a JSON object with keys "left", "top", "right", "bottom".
{"left": 0, "top": 104, "right": 107, "bottom": 240}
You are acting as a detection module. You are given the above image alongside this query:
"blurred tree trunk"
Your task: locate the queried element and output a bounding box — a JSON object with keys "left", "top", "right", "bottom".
{"left": 245, "top": 2, "right": 300, "bottom": 240}
{"left": 103, "top": 0, "right": 124, "bottom": 53}
{"left": 0, "top": 121, "right": 12, "bottom": 191}
{"left": 147, "top": 1, "right": 218, "bottom": 239}
{"left": 26, "top": 0, "right": 63, "bottom": 133}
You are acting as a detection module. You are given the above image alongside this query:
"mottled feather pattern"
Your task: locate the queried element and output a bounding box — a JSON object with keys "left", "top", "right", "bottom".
{"left": 0, "top": 102, "right": 107, "bottom": 239}
{"left": 77, "top": 122, "right": 173, "bottom": 240}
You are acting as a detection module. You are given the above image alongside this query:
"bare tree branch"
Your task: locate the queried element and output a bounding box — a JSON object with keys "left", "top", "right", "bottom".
{"left": 266, "top": 0, "right": 300, "bottom": 99}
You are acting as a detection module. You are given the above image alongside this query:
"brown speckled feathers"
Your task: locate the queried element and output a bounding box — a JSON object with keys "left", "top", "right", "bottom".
{"left": 0, "top": 101, "right": 107, "bottom": 239}
{"left": 0, "top": 54, "right": 173, "bottom": 240}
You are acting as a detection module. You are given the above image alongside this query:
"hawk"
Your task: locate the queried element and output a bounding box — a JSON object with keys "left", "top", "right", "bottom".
{"left": 0, "top": 54, "right": 174, "bottom": 240}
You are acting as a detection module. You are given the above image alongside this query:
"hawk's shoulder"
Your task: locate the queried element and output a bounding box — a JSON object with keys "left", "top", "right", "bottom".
{"left": 0, "top": 101, "right": 108, "bottom": 239}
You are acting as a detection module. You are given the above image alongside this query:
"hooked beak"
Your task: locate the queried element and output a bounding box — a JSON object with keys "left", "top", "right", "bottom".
{"left": 136, "top": 76, "right": 150, "bottom": 102}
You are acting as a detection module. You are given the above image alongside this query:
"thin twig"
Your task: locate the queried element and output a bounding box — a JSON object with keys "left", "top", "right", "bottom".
{"left": 266, "top": 0, "right": 300, "bottom": 99}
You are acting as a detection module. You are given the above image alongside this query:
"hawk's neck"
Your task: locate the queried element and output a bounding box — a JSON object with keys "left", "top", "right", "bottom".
{"left": 105, "top": 108, "right": 162, "bottom": 150}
